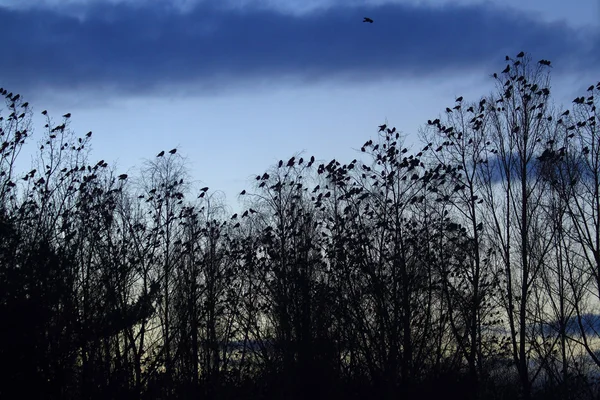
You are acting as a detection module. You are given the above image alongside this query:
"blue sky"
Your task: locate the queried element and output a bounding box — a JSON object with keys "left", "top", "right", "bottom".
{"left": 1, "top": 0, "right": 598, "bottom": 211}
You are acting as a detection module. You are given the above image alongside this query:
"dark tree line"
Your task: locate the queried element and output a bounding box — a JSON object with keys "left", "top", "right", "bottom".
{"left": 0, "top": 53, "right": 599, "bottom": 400}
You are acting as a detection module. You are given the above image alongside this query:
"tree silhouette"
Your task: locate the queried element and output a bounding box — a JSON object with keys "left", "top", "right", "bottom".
{"left": 0, "top": 54, "right": 599, "bottom": 400}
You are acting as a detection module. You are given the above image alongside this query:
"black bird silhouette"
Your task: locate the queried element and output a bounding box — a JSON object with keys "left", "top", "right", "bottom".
{"left": 86, "top": 131, "right": 92, "bottom": 137}
{"left": 287, "top": 157, "right": 295, "bottom": 167}
{"left": 378, "top": 124, "right": 386, "bottom": 132}
{"left": 118, "top": 174, "right": 128, "bottom": 180}
{"left": 278, "top": 160, "right": 283, "bottom": 168}
{"left": 41, "top": 110, "right": 47, "bottom": 115}
{"left": 446, "top": 108, "right": 452, "bottom": 113}
{"left": 63, "top": 113, "right": 71, "bottom": 118}
{"left": 505, "top": 55, "right": 510, "bottom": 61}
{"left": 517, "top": 51, "right": 525, "bottom": 58}
{"left": 363, "top": 17, "right": 373, "bottom": 23}
{"left": 240, "top": 190, "right": 246, "bottom": 195}
{"left": 455, "top": 96, "right": 463, "bottom": 102}
{"left": 200, "top": 186, "right": 209, "bottom": 192}
{"left": 169, "top": 148, "right": 177, "bottom": 154}
{"left": 502, "top": 65, "right": 510, "bottom": 73}
{"left": 157, "top": 151, "right": 164, "bottom": 157}
{"left": 21, "top": 102, "right": 28, "bottom": 108}
{"left": 538, "top": 59, "right": 551, "bottom": 66}
{"left": 588, "top": 85, "right": 595, "bottom": 91}
{"left": 13, "top": 94, "right": 20, "bottom": 101}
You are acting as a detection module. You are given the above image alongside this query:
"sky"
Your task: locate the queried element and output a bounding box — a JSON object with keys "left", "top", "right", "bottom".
{"left": 1, "top": 0, "right": 598, "bottom": 212}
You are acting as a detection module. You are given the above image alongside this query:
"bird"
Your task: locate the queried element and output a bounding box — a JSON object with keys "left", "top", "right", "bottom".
{"left": 157, "top": 151, "right": 164, "bottom": 157}
{"left": 41, "top": 110, "right": 47, "bottom": 115}
{"left": 517, "top": 51, "right": 525, "bottom": 58}
{"left": 86, "top": 131, "right": 92, "bottom": 137}
{"left": 363, "top": 17, "right": 373, "bottom": 23}
{"left": 118, "top": 174, "right": 128, "bottom": 180}
{"left": 588, "top": 85, "right": 595, "bottom": 91}
{"left": 63, "top": 113, "right": 71, "bottom": 118}
{"left": 169, "top": 148, "right": 177, "bottom": 154}
{"left": 21, "top": 102, "right": 28, "bottom": 108}
{"left": 502, "top": 65, "right": 510, "bottom": 73}
{"left": 200, "top": 186, "right": 209, "bottom": 192}
{"left": 455, "top": 96, "right": 463, "bottom": 102}
{"left": 240, "top": 190, "right": 246, "bottom": 195}
{"left": 538, "top": 59, "right": 551, "bottom": 66}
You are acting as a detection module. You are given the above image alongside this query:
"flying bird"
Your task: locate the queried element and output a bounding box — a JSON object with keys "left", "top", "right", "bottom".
{"left": 363, "top": 17, "right": 373, "bottom": 23}
{"left": 169, "top": 148, "right": 177, "bottom": 154}
{"left": 157, "top": 151, "right": 164, "bottom": 157}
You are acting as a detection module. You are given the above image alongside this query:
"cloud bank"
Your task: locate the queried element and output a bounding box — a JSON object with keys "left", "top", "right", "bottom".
{"left": 0, "top": 1, "right": 597, "bottom": 97}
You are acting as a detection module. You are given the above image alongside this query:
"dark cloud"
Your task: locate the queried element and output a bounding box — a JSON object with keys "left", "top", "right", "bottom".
{"left": 0, "top": 1, "right": 597, "bottom": 97}
{"left": 541, "top": 314, "right": 600, "bottom": 337}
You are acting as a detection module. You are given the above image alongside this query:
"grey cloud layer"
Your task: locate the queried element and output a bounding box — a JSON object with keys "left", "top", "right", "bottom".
{"left": 0, "top": 1, "right": 597, "bottom": 95}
